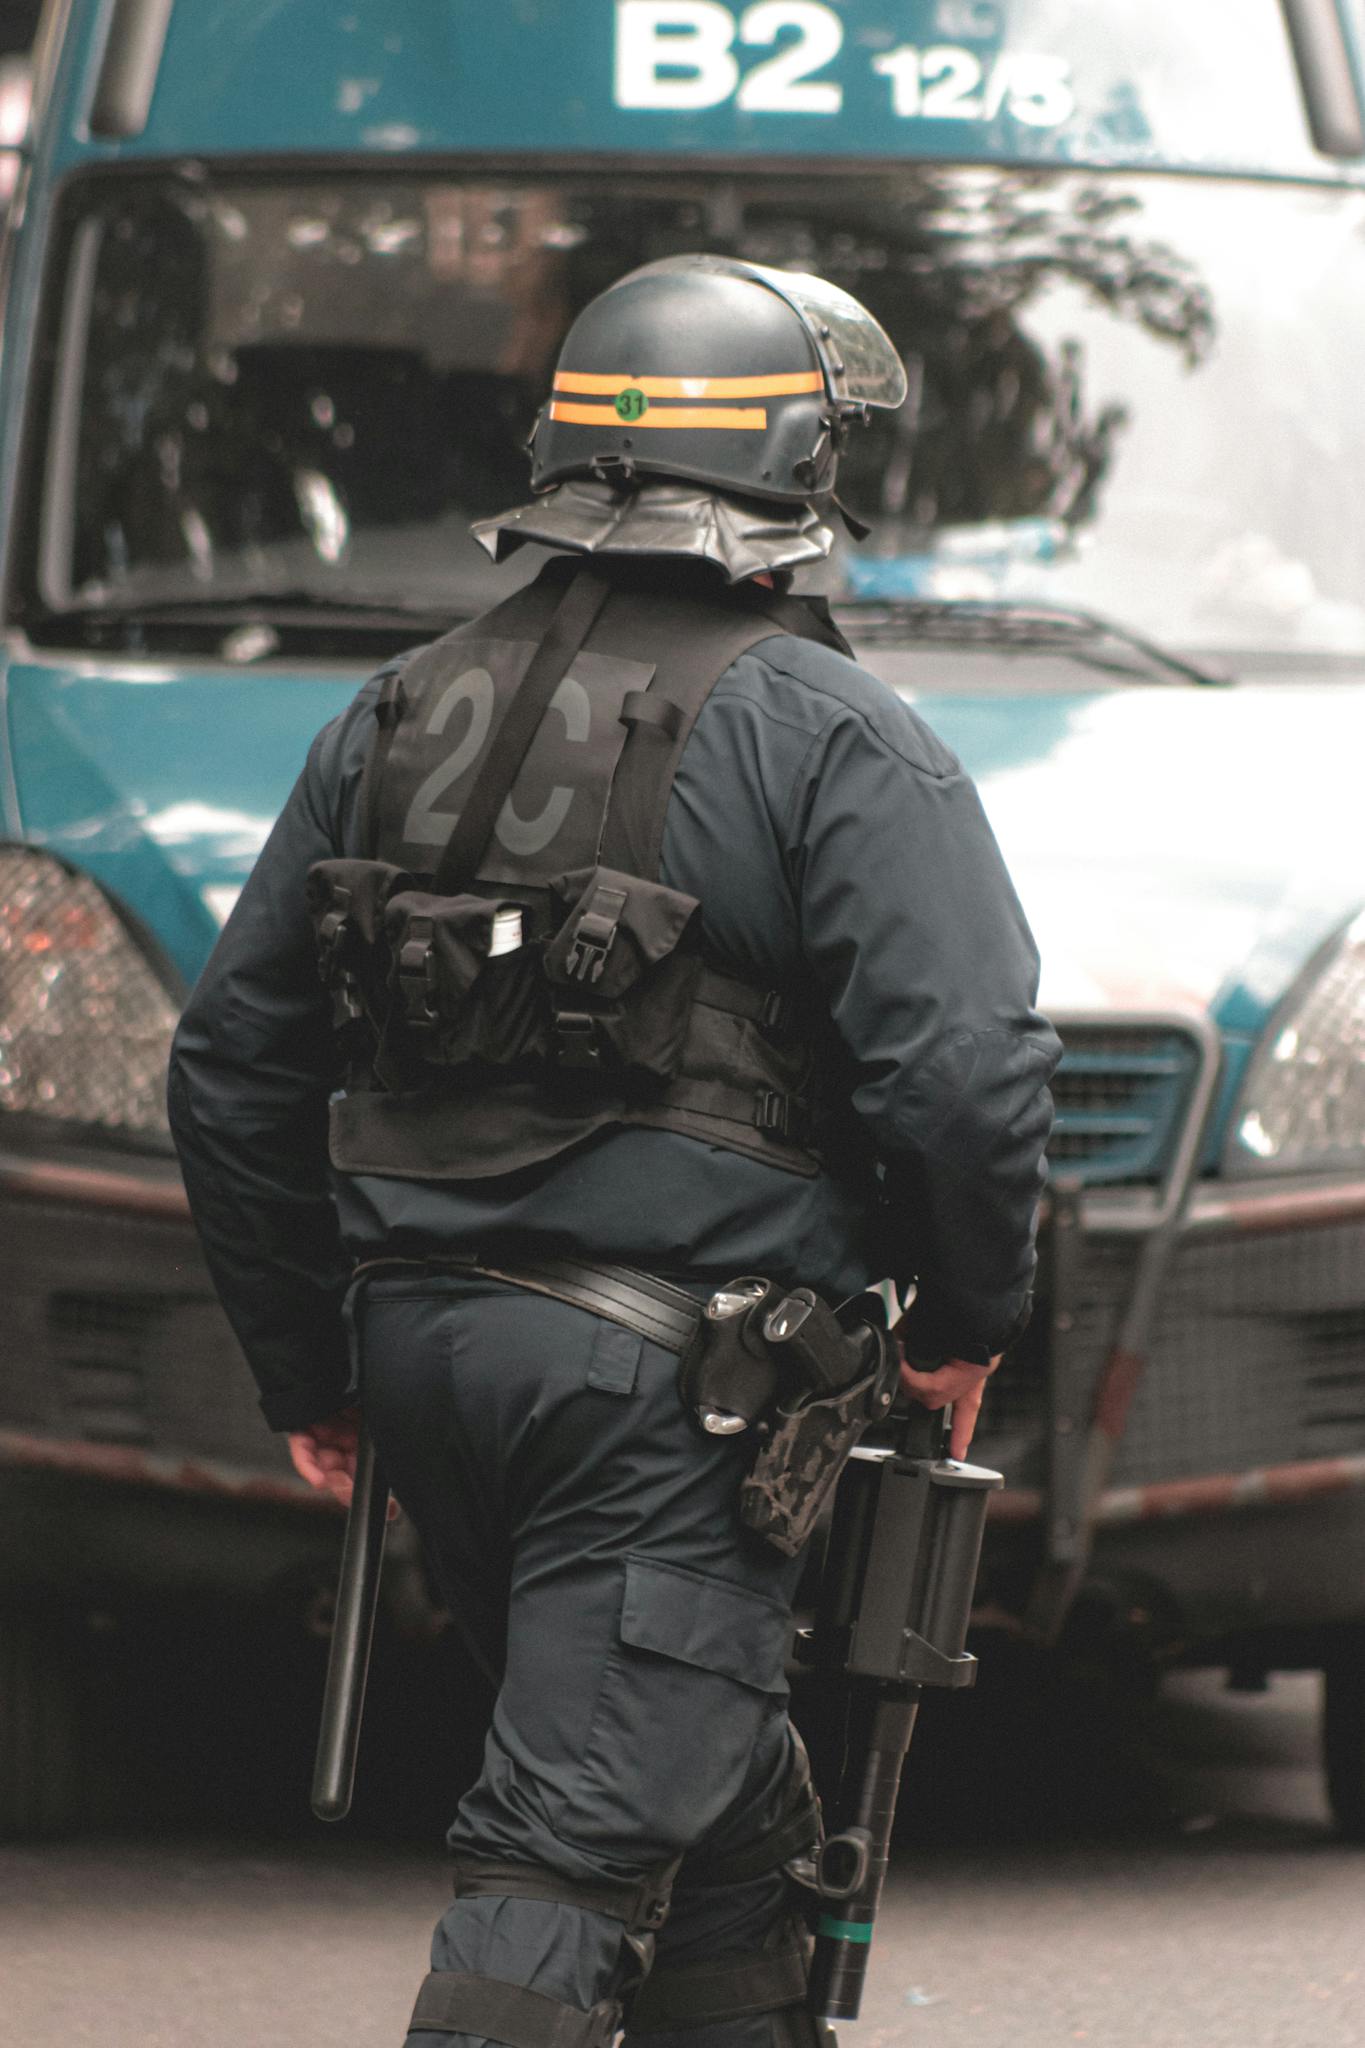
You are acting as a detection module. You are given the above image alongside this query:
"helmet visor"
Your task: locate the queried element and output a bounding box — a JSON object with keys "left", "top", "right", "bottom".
{"left": 741, "top": 261, "right": 909, "bottom": 411}
{"left": 632, "top": 255, "right": 907, "bottom": 413}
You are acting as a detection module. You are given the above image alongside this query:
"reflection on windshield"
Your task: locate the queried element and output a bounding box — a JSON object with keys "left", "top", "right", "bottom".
{"left": 825, "top": 175, "right": 1212, "bottom": 546}
{"left": 29, "top": 169, "right": 1365, "bottom": 654}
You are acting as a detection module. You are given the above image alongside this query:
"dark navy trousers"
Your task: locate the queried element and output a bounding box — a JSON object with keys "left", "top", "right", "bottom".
{"left": 359, "top": 1275, "right": 810, "bottom": 2048}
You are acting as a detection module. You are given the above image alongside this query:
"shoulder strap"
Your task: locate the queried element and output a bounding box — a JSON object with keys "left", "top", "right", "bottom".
{"left": 599, "top": 586, "right": 850, "bottom": 880}
{"left": 430, "top": 564, "right": 612, "bottom": 896}
{"left": 358, "top": 564, "right": 576, "bottom": 864}
{"left": 763, "top": 588, "right": 854, "bottom": 658}
{"left": 359, "top": 661, "right": 410, "bottom": 858}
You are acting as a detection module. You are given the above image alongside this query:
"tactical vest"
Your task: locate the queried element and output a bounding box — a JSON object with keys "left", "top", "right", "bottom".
{"left": 309, "top": 557, "right": 864, "bottom": 1185}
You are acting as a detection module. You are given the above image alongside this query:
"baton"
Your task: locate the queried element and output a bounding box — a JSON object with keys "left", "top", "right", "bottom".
{"left": 311, "top": 1423, "right": 390, "bottom": 1822}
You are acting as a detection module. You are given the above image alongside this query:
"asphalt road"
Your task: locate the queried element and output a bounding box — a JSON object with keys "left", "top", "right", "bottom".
{"left": 2, "top": 1665, "right": 1362, "bottom": 2048}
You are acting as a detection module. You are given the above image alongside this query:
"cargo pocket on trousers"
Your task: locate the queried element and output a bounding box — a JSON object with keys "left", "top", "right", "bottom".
{"left": 549, "top": 1555, "right": 791, "bottom": 1861}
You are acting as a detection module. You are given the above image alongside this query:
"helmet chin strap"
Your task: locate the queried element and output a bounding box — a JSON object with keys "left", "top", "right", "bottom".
{"left": 589, "top": 452, "right": 638, "bottom": 486}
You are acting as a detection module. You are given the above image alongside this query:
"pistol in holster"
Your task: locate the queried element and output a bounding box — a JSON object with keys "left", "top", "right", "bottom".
{"left": 678, "top": 1278, "right": 901, "bottom": 1556}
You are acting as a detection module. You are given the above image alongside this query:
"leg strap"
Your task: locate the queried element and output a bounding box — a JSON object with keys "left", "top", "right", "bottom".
{"left": 410, "top": 1973, "right": 619, "bottom": 2048}
{"left": 450, "top": 1855, "right": 675, "bottom": 1935}
{"left": 626, "top": 1931, "right": 811, "bottom": 2033}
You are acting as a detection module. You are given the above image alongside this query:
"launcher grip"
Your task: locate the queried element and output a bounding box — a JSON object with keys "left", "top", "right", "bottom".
{"left": 804, "top": 1403, "right": 1002, "bottom": 2022}
{"left": 310, "top": 1425, "right": 390, "bottom": 1822}
{"left": 806, "top": 1689, "right": 920, "bottom": 2020}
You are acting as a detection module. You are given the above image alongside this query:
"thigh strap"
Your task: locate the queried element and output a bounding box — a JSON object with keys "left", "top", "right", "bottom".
{"left": 410, "top": 1973, "right": 619, "bottom": 2048}
{"left": 451, "top": 1855, "right": 675, "bottom": 1935}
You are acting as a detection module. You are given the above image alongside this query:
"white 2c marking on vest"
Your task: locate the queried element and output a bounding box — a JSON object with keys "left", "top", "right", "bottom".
{"left": 402, "top": 666, "right": 589, "bottom": 856}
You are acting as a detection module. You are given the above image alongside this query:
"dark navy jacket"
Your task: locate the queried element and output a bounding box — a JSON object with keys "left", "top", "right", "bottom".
{"left": 169, "top": 568, "right": 1061, "bottom": 1430}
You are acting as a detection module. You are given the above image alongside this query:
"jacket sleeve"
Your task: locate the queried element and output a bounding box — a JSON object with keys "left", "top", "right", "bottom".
{"left": 166, "top": 678, "right": 382, "bottom": 1431}
{"left": 787, "top": 704, "right": 1061, "bottom": 1362}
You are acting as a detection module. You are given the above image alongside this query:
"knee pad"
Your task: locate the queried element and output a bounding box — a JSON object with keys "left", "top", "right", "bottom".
{"left": 412, "top": 1854, "right": 678, "bottom": 2042}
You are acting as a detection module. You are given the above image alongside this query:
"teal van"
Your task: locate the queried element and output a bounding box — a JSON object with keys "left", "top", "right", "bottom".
{"left": 2, "top": 0, "right": 1364, "bottom": 1833}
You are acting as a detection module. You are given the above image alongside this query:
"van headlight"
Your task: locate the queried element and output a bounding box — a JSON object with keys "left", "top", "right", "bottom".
{"left": 0, "top": 848, "right": 178, "bottom": 1142}
{"left": 1228, "top": 912, "right": 1365, "bottom": 1173}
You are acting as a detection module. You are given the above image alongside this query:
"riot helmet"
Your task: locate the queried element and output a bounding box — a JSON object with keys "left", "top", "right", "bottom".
{"left": 528, "top": 254, "right": 907, "bottom": 508}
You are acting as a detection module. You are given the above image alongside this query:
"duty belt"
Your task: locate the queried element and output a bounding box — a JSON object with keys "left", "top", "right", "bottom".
{"left": 351, "top": 1253, "right": 896, "bottom": 1558}
{"left": 352, "top": 1252, "right": 704, "bottom": 1354}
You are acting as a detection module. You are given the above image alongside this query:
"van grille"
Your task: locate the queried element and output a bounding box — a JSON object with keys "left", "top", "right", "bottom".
{"left": 1047, "top": 1025, "right": 1199, "bottom": 1184}
{"left": 48, "top": 1290, "right": 161, "bottom": 1445}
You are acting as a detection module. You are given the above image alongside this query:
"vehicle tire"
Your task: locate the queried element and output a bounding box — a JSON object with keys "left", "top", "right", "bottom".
{"left": 0, "top": 1608, "right": 84, "bottom": 1837}
{"left": 1322, "top": 1631, "right": 1365, "bottom": 1843}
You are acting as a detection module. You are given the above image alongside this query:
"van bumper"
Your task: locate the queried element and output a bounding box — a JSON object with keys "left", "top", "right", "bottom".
{"left": 0, "top": 1141, "right": 341, "bottom": 1608}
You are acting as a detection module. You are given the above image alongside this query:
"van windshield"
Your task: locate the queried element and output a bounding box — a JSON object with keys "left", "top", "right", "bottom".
{"left": 26, "top": 168, "right": 1365, "bottom": 656}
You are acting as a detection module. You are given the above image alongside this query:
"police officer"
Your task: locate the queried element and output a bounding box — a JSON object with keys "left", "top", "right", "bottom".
{"left": 169, "top": 255, "right": 1060, "bottom": 2048}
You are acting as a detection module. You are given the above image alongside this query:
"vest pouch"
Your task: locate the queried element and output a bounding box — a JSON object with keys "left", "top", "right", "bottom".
{"left": 306, "top": 858, "right": 413, "bottom": 1041}
{"left": 544, "top": 866, "right": 701, "bottom": 1081}
{"left": 382, "top": 890, "right": 547, "bottom": 1070}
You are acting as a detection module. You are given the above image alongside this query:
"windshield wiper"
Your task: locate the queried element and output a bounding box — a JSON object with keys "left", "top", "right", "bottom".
{"left": 57, "top": 590, "right": 467, "bottom": 632}
{"left": 839, "top": 597, "right": 1232, "bottom": 688}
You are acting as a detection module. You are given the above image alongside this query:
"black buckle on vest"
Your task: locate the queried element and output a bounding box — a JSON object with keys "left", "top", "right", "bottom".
{"left": 564, "top": 886, "right": 628, "bottom": 986}
{"left": 397, "top": 917, "right": 438, "bottom": 1029}
{"left": 316, "top": 895, "right": 365, "bottom": 1027}
{"left": 553, "top": 1009, "right": 601, "bottom": 1069}
{"left": 316, "top": 893, "right": 352, "bottom": 983}
{"left": 759, "top": 989, "right": 794, "bottom": 1036}
{"left": 317, "top": 907, "right": 346, "bottom": 958}
{"left": 638, "top": 1888, "right": 670, "bottom": 1934}
{"left": 330, "top": 981, "right": 364, "bottom": 1030}
{"left": 755, "top": 1090, "right": 801, "bottom": 1142}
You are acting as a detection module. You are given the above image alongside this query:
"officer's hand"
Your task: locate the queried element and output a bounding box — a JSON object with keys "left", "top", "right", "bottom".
{"left": 287, "top": 1405, "right": 363, "bottom": 1510}
{"left": 897, "top": 1356, "right": 1002, "bottom": 1460}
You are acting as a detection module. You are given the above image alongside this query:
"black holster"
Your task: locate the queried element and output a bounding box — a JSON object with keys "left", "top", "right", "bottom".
{"left": 679, "top": 1280, "right": 901, "bottom": 1557}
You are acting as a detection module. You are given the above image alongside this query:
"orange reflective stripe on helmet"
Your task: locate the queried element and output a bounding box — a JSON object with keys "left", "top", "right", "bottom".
{"left": 548, "top": 401, "right": 769, "bottom": 431}
{"left": 553, "top": 371, "right": 822, "bottom": 399}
